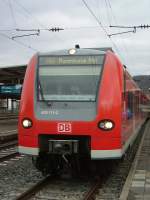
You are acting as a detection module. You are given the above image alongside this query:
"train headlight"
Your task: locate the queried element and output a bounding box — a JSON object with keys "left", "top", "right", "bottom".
{"left": 98, "top": 120, "right": 114, "bottom": 131}
{"left": 69, "top": 48, "right": 76, "bottom": 55}
{"left": 22, "top": 119, "right": 32, "bottom": 128}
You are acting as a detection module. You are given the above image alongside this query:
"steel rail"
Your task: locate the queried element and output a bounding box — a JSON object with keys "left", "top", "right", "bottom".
{"left": 0, "top": 116, "right": 18, "bottom": 120}
{"left": 0, "top": 129, "right": 17, "bottom": 141}
{"left": 15, "top": 176, "right": 52, "bottom": 200}
{"left": 83, "top": 180, "right": 100, "bottom": 200}
{"left": 0, "top": 152, "right": 19, "bottom": 162}
{"left": 0, "top": 140, "right": 18, "bottom": 150}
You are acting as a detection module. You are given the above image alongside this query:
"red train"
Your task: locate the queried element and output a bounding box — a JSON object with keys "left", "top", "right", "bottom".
{"left": 18, "top": 47, "right": 148, "bottom": 175}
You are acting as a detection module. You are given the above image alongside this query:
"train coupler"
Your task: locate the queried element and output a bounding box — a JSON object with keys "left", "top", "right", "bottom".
{"left": 48, "top": 139, "right": 79, "bottom": 155}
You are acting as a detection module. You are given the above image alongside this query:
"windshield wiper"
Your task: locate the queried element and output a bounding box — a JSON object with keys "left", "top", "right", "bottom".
{"left": 38, "top": 80, "right": 45, "bottom": 101}
{"left": 38, "top": 80, "right": 54, "bottom": 107}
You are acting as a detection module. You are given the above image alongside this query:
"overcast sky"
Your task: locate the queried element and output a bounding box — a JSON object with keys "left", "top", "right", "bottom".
{"left": 0, "top": 0, "right": 150, "bottom": 75}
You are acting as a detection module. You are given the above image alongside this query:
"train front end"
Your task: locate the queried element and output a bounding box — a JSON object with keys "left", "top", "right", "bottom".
{"left": 18, "top": 48, "right": 122, "bottom": 174}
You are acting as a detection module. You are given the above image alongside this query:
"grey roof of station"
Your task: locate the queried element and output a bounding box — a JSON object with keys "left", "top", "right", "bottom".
{"left": 0, "top": 65, "right": 27, "bottom": 83}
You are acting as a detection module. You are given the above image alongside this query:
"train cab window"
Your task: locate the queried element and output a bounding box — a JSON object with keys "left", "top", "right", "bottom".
{"left": 38, "top": 55, "right": 104, "bottom": 102}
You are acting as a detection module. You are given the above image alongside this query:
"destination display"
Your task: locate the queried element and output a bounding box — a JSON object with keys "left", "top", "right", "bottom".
{"left": 39, "top": 55, "right": 104, "bottom": 66}
{"left": 0, "top": 84, "right": 22, "bottom": 95}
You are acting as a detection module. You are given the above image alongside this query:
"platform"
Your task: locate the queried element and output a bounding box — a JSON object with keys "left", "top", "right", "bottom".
{"left": 120, "top": 120, "right": 150, "bottom": 200}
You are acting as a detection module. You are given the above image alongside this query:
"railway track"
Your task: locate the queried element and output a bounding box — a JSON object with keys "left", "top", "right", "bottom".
{"left": 0, "top": 130, "right": 18, "bottom": 144}
{"left": 0, "top": 115, "right": 18, "bottom": 120}
{"left": 0, "top": 150, "right": 18, "bottom": 162}
{"left": 15, "top": 176, "right": 52, "bottom": 200}
{"left": 15, "top": 176, "right": 101, "bottom": 200}
{"left": 0, "top": 139, "right": 18, "bottom": 150}
{"left": 0, "top": 113, "right": 18, "bottom": 120}
{"left": 0, "top": 141, "right": 18, "bottom": 162}
{"left": 83, "top": 180, "right": 101, "bottom": 200}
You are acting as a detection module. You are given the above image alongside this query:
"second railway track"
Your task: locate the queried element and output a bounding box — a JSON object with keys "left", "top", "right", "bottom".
{"left": 0, "top": 114, "right": 18, "bottom": 120}
{"left": 0, "top": 145, "right": 18, "bottom": 163}
{"left": 0, "top": 140, "right": 18, "bottom": 150}
{"left": 0, "top": 139, "right": 18, "bottom": 162}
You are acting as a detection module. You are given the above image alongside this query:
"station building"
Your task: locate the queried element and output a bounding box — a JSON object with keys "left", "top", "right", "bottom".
{"left": 0, "top": 65, "right": 26, "bottom": 113}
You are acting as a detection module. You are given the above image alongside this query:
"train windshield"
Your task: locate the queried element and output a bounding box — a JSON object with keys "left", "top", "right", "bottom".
{"left": 38, "top": 55, "right": 104, "bottom": 101}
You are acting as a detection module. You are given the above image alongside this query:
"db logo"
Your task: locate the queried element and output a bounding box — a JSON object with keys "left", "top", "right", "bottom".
{"left": 57, "top": 123, "right": 72, "bottom": 133}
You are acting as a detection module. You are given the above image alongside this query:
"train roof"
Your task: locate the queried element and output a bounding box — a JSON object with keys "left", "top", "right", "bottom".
{"left": 38, "top": 47, "right": 113, "bottom": 56}
{"left": 84, "top": 47, "right": 113, "bottom": 52}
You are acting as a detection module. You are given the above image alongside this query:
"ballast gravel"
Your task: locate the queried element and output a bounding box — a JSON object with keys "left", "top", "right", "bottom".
{"left": 0, "top": 155, "right": 43, "bottom": 200}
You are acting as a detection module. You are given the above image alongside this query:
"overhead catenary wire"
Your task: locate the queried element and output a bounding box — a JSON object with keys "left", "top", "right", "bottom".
{"left": 81, "top": 0, "right": 108, "bottom": 36}
{"left": 8, "top": 0, "right": 17, "bottom": 28}
{"left": 0, "top": 32, "right": 37, "bottom": 51}
{"left": 107, "top": 0, "right": 136, "bottom": 67}
{"left": 11, "top": 27, "right": 64, "bottom": 39}
{"left": 81, "top": 0, "right": 125, "bottom": 62}
{"left": 108, "top": 24, "right": 150, "bottom": 37}
{"left": 12, "top": 0, "right": 45, "bottom": 29}
{"left": 103, "top": 0, "right": 131, "bottom": 65}
{"left": 1, "top": 0, "right": 149, "bottom": 58}
{"left": 0, "top": 26, "right": 109, "bottom": 32}
{"left": 16, "top": 27, "right": 64, "bottom": 32}
{"left": 0, "top": 0, "right": 38, "bottom": 51}
{"left": 0, "top": 29, "right": 16, "bottom": 32}
{"left": 104, "top": 0, "right": 112, "bottom": 26}
{"left": 106, "top": 0, "right": 118, "bottom": 26}
{"left": 12, "top": 0, "right": 65, "bottom": 43}
{"left": 0, "top": 0, "right": 65, "bottom": 49}
{"left": 110, "top": 24, "right": 150, "bottom": 30}
{"left": 106, "top": 0, "right": 150, "bottom": 69}
{"left": 108, "top": 30, "right": 136, "bottom": 37}
{"left": 12, "top": 32, "right": 40, "bottom": 39}
{"left": 0, "top": 0, "right": 64, "bottom": 44}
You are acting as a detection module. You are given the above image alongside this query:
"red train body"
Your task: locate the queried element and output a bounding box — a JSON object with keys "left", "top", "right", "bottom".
{"left": 18, "top": 47, "right": 148, "bottom": 174}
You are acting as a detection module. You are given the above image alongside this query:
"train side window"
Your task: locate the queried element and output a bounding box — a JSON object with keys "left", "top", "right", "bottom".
{"left": 123, "top": 67, "right": 126, "bottom": 98}
{"left": 134, "top": 91, "right": 140, "bottom": 114}
{"left": 127, "top": 92, "right": 133, "bottom": 119}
